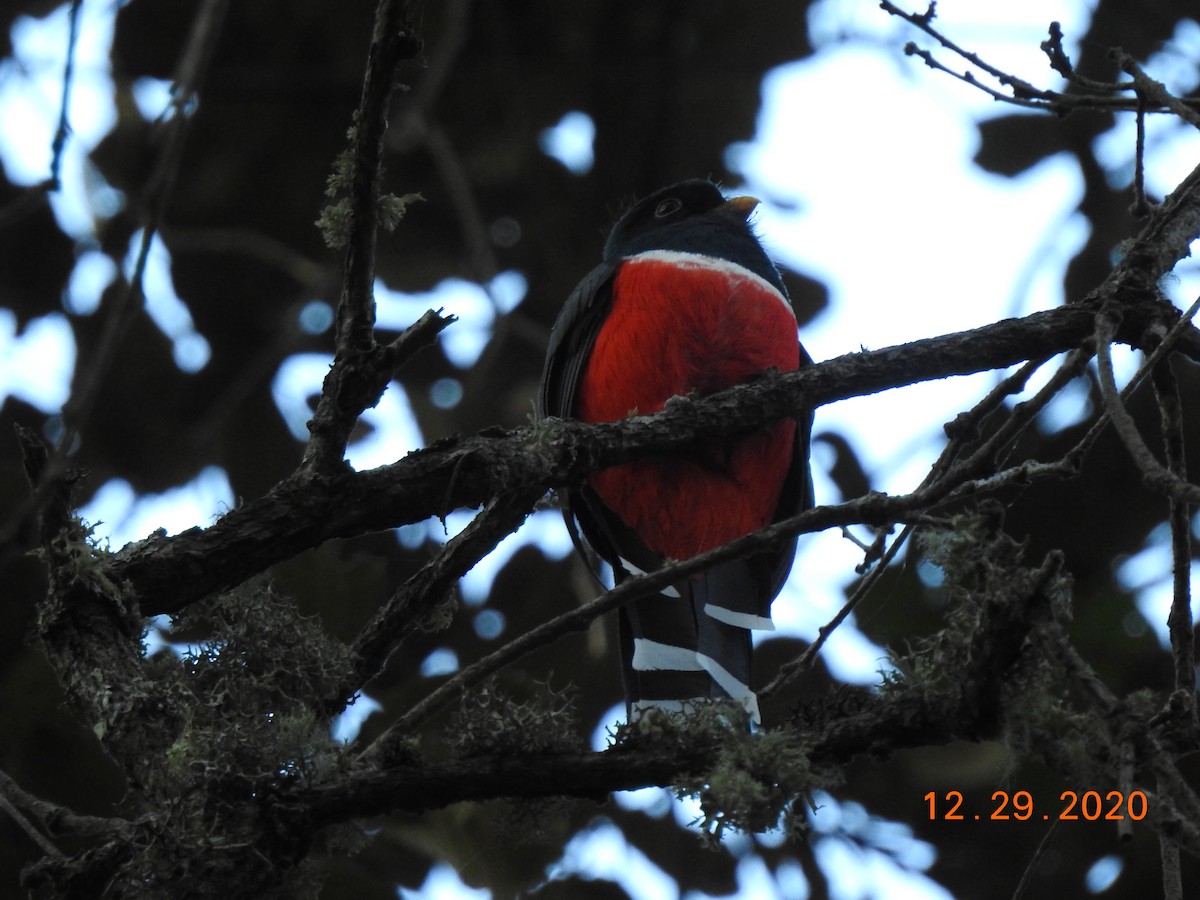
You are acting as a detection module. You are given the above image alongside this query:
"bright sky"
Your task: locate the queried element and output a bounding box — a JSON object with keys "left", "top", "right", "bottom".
{"left": 3, "top": 0, "right": 1197, "bottom": 897}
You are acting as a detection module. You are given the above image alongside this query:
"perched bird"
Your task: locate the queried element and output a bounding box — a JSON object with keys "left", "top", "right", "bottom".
{"left": 539, "top": 180, "right": 811, "bottom": 724}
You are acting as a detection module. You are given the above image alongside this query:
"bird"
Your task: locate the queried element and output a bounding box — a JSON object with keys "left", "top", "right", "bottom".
{"left": 539, "top": 179, "right": 812, "bottom": 724}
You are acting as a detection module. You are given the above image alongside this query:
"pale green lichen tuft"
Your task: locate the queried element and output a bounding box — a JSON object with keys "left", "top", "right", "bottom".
{"left": 627, "top": 702, "right": 818, "bottom": 843}
{"left": 316, "top": 120, "right": 423, "bottom": 249}
{"left": 378, "top": 191, "right": 423, "bottom": 233}
{"left": 447, "top": 677, "right": 581, "bottom": 759}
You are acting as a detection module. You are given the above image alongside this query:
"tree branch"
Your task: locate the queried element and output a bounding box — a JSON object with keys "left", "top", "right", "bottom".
{"left": 882, "top": 2, "right": 1200, "bottom": 117}
{"left": 1094, "top": 305, "right": 1200, "bottom": 505}
{"left": 301, "top": 0, "right": 425, "bottom": 472}
{"left": 328, "top": 485, "right": 544, "bottom": 714}
{"left": 1152, "top": 361, "right": 1196, "bottom": 723}
{"left": 101, "top": 297, "right": 1194, "bottom": 617}
{"left": 299, "top": 543, "right": 1065, "bottom": 827}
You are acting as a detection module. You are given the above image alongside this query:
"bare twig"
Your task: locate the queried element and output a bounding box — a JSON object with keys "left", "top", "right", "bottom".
{"left": 301, "top": 0, "right": 424, "bottom": 472}
{"left": 1094, "top": 305, "right": 1200, "bottom": 505}
{"left": 332, "top": 485, "right": 543, "bottom": 713}
{"left": 882, "top": 3, "right": 1200, "bottom": 117}
{"left": 759, "top": 522, "right": 912, "bottom": 699}
{"left": 49, "top": 0, "right": 84, "bottom": 187}
{"left": 0, "top": 777, "right": 63, "bottom": 860}
{"left": 378, "top": 307, "right": 456, "bottom": 371}
{"left": 1011, "top": 820, "right": 1060, "bottom": 900}
{"left": 881, "top": 1, "right": 1045, "bottom": 100}
{"left": 59, "top": 0, "right": 231, "bottom": 452}
{"left": 370, "top": 444, "right": 1095, "bottom": 748}
{"left": 1040, "top": 21, "right": 1128, "bottom": 94}
{"left": 1163, "top": 833, "right": 1184, "bottom": 900}
{"left": 0, "top": 769, "right": 130, "bottom": 844}
{"left": 1132, "top": 93, "right": 1151, "bottom": 217}
{"left": 1152, "top": 362, "right": 1195, "bottom": 707}
{"left": 1063, "top": 292, "right": 1200, "bottom": 470}
{"left": 1114, "top": 50, "right": 1200, "bottom": 131}
{"left": 763, "top": 351, "right": 1090, "bottom": 699}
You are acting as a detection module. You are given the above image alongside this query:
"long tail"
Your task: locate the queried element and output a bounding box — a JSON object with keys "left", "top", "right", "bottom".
{"left": 618, "top": 558, "right": 773, "bottom": 724}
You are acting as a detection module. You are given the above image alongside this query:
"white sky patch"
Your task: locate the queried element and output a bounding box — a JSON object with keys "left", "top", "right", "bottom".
{"left": 0, "top": 3, "right": 117, "bottom": 180}
{"left": 131, "top": 76, "right": 175, "bottom": 121}
{"left": 731, "top": 44, "right": 1086, "bottom": 499}
{"left": 123, "top": 230, "right": 211, "bottom": 372}
{"left": 79, "top": 465, "right": 235, "bottom": 549}
{"left": 740, "top": 51, "right": 1085, "bottom": 328}
{"left": 1085, "top": 854, "right": 1124, "bottom": 893}
{"left": 345, "top": 380, "right": 424, "bottom": 470}
{"left": 539, "top": 110, "right": 596, "bottom": 175}
{"left": 65, "top": 249, "right": 118, "bottom": 315}
{"left": 0, "top": 310, "right": 75, "bottom": 412}
{"left": 548, "top": 820, "right": 680, "bottom": 900}
{"left": 419, "top": 647, "right": 458, "bottom": 677}
{"left": 809, "top": 791, "right": 948, "bottom": 900}
{"left": 330, "top": 693, "right": 383, "bottom": 744}
{"left": 0, "top": 2, "right": 120, "bottom": 236}
{"left": 271, "top": 354, "right": 425, "bottom": 466}
{"left": 422, "top": 508, "right": 575, "bottom": 605}
{"left": 375, "top": 272, "right": 527, "bottom": 368}
{"left": 399, "top": 864, "right": 491, "bottom": 900}
{"left": 272, "top": 353, "right": 330, "bottom": 440}
{"left": 1116, "top": 524, "right": 1200, "bottom": 649}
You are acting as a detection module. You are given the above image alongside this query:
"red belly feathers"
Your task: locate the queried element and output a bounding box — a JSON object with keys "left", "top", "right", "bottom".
{"left": 577, "top": 250, "right": 799, "bottom": 560}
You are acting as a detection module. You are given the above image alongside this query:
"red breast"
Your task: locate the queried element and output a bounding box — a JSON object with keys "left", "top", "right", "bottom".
{"left": 577, "top": 249, "right": 799, "bottom": 559}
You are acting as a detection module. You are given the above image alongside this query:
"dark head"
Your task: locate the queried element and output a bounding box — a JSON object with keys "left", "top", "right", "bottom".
{"left": 602, "top": 180, "right": 784, "bottom": 293}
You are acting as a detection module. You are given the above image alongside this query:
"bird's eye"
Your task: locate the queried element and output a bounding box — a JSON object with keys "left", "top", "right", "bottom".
{"left": 654, "top": 198, "right": 683, "bottom": 218}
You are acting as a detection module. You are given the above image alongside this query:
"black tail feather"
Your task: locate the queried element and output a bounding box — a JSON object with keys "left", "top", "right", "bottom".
{"left": 619, "top": 574, "right": 759, "bottom": 723}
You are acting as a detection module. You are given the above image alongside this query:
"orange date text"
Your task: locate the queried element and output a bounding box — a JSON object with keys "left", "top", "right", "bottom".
{"left": 924, "top": 790, "right": 1147, "bottom": 822}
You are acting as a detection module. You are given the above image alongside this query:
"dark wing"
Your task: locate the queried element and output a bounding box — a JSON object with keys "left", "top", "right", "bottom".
{"left": 538, "top": 261, "right": 619, "bottom": 420}
{"left": 765, "top": 340, "right": 816, "bottom": 599}
{"left": 539, "top": 259, "right": 656, "bottom": 580}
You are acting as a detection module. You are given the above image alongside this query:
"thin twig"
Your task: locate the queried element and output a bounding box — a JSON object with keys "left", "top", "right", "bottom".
{"left": 759, "top": 522, "right": 913, "bottom": 699}
{"left": 331, "top": 485, "right": 543, "bottom": 713}
{"left": 0, "top": 783, "right": 63, "bottom": 860}
{"left": 1162, "top": 832, "right": 1183, "bottom": 900}
{"left": 1010, "top": 820, "right": 1059, "bottom": 900}
{"left": 59, "top": 0, "right": 231, "bottom": 452}
{"left": 1114, "top": 50, "right": 1200, "bottom": 131}
{"left": 1132, "top": 91, "right": 1151, "bottom": 217}
{"left": 883, "top": 2, "right": 1200, "bottom": 116}
{"left": 301, "top": 0, "right": 424, "bottom": 472}
{"left": 0, "top": 768, "right": 129, "bottom": 843}
{"left": 1064, "top": 293, "right": 1200, "bottom": 469}
{"left": 1094, "top": 305, "right": 1200, "bottom": 505}
{"left": 880, "top": 1, "right": 1043, "bottom": 97}
{"left": 49, "top": 0, "right": 84, "bottom": 187}
{"left": 1152, "top": 362, "right": 1195, "bottom": 704}
{"left": 370, "top": 441, "right": 1104, "bottom": 748}
{"left": 762, "top": 354, "right": 1074, "bottom": 698}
